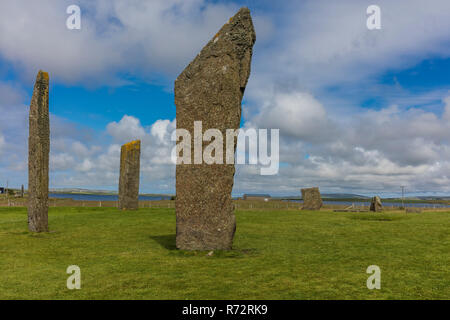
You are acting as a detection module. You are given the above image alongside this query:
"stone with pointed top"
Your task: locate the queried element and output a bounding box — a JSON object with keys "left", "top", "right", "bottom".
{"left": 28, "top": 70, "right": 50, "bottom": 232}
{"left": 370, "top": 196, "right": 383, "bottom": 212}
{"left": 175, "top": 7, "right": 256, "bottom": 250}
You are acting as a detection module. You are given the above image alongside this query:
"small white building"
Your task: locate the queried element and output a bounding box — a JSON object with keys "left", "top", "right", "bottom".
{"left": 242, "top": 194, "right": 271, "bottom": 201}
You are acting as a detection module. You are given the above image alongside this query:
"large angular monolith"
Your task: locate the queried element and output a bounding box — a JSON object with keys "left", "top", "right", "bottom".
{"left": 119, "top": 140, "right": 141, "bottom": 210}
{"left": 301, "top": 187, "right": 323, "bottom": 210}
{"left": 370, "top": 196, "right": 382, "bottom": 212}
{"left": 175, "top": 8, "right": 256, "bottom": 250}
{"left": 28, "top": 70, "right": 50, "bottom": 232}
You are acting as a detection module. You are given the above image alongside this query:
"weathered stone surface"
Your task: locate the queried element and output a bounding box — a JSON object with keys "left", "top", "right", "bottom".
{"left": 119, "top": 140, "right": 141, "bottom": 210}
{"left": 175, "top": 7, "right": 256, "bottom": 250}
{"left": 370, "top": 196, "right": 383, "bottom": 212}
{"left": 28, "top": 70, "right": 50, "bottom": 233}
{"left": 301, "top": 187, "right": 323, "bottom": 210}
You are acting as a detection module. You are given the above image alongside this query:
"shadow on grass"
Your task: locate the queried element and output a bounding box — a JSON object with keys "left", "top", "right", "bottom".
{"left": 149, "top": 234, "right": 259, "bottom": 258}
{"left": 349, "top": 213, "right": 410, "bottom": 222}
{"left": 150, "top": 234, "right": 177, "bottom": 250}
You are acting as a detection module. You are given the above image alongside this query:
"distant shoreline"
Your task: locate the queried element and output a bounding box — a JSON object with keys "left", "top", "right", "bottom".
{"left": 49, "top": 190, "right": 174, "bottom": 197}
{"left": 282, "top": 197, "right": 450, "bottom": 204}
{"left": 3, "top": 191, "right": 450, "bottom": 204}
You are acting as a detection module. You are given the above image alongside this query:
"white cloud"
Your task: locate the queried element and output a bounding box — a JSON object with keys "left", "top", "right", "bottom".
{"left": 50, "top": 153, "right": 76, "bottom": 171}
{"left": 248, "top": 91, "right": 335, "bottom": 142}
{"left": 151, "top": 119, "right": 176, "bottom": 144}
{"left": 71, "top": 141, "right": 90, "bottom": 158}
{"left": 0, "top": 133, "right": 5, "bottom": 155}
{"left": 442, "top": 96, "right": 450, "bottom": 121}
{"left": 0, "top": 82, "right": 29, "bottom": 185}
{"left": 0, "top": 0, "right": 260, "bottom": 85}
{"left": 0, "top": 0, "right": 448, "bottom": 92}
{"left": 76, "top": 158, "right": 94, "bottom": 172}
{"left": 257, "top": 0, "right": 450, "bottom": 91}
{"left": 0, "top": 82, "right": 26, "bottom": 106}
{"left": 107, "top": 115, "right": 146, "bottom": 143}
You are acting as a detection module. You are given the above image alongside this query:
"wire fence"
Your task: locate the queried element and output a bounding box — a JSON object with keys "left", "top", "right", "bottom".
{"left": 0, "top": 199, "right": 302, "bottom": 209}
{"left": 0, "top": 198, "right": 176, "bottom": 208}
{"left": 1, "top": 198, "right": 448, "bottom": 211}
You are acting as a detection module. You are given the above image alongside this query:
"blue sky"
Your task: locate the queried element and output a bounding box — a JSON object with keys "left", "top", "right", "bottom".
{"left": 1, "top": 0, "right": 450, "bottom": 197}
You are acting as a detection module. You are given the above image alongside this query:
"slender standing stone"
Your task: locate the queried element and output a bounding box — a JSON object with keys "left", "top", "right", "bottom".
{"left": 28, "top": 70, "right": 50, "bottom": 232}
{"left": 119, "top": 140, "right": 141, "bottom": 210}
{"left": 175, "top": 8, "right": 256, "bottom": 250}
{"left": 301, "top": 187, "right": 323, "bottom": 210}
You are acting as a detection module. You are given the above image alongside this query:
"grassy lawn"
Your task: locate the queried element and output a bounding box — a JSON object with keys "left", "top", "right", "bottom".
{"left": 0, "top": 207, "right": 449, "bottom": 299}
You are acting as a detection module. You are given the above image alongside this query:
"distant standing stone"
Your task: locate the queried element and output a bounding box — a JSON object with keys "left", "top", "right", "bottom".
{"left": 370, "top": 196, "right": 383, "bottom": 212}
{"left": 119, "top": 140, "right": 141, "bottom": 210}
{"left": 28, "top": 70, "right": 50, "bottom": 233}
{"left": 175, "top": 8, "right": 256, "bottom": 250}
{"left": 301, "top": 187, "right": 323, "bottom": 210}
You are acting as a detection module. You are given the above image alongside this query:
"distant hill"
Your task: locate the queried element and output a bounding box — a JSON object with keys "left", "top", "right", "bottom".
{"left": 273, "top": 193, "right": 370, "bottom": 200}
{"left": 50, "top": 188, "right": 116, "bottom": 195}
{"left": 50, "top": 188, "right": 174, "bottom": 197}
{"left": 322, "top": 193, "right": 370, "bottom": 199}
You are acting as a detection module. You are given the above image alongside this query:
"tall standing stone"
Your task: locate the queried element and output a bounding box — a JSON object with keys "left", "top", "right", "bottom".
{"left": 301, "top": 187, "right": 323, "bottom": 210}
{"left": 119, "top": 140, "right": 141, "bottom": 210}
{"left": 175, "top": 8, "right": 256, "bottom": 250}
{"left": 28, "top": 70, "right": 50, "bottom": 233}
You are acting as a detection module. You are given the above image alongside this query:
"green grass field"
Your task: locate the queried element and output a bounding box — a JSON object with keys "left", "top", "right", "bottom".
{"left": 0, "top": 207, "right": 449, "bottom": 299}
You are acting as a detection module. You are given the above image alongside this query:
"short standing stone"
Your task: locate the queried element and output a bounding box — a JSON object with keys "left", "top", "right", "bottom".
{"left": 28, "top": 70, "right": 50, "bottom": 233}
{"left": 301, "top": 187, "right": 323, "bottom": 210}
{"left": 175, "top": 8, "right": 256, "bottom": 250}
{"left": 119, "top": 140, "right": 141, "bottom": 210}
{"left": 370, "top": 196, "right": 383, "bottom": 212}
